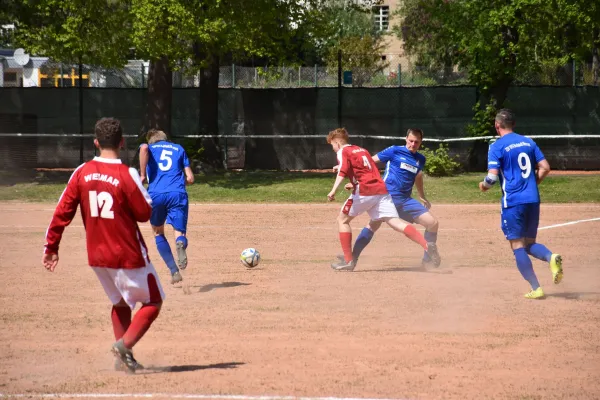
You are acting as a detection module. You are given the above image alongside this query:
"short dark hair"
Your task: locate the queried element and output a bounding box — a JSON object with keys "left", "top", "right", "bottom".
{"left": 406, "top": 128, "right": 423, "bottom": 139}
{"left": 495, "top": 109, "right": 516, "bottom": 129}
{"left": 94, "top": 118, "right": 123, "bottom": 149}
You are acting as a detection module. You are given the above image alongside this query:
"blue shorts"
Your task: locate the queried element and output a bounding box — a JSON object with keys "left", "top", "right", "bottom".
{"left": 501, "top": 203, "right": 540, "bottom": 240}
{"left": 392, "top": 196, "right": 429, "bottom": 223}
{"left": 150, "top": 192, "right": 189, "bottom": 233}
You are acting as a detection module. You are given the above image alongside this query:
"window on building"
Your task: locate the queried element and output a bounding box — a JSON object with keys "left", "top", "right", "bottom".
{"left": 373, "top": 6, "right": 389, "bottom": 32}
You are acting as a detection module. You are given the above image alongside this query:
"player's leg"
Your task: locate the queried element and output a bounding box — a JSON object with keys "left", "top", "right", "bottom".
{"left": 523, "top": 203, "right": 563, "bottom": 284}
{"left": 503, "top": 205, "right": 544, "bottom": 299}
{"left": 151, "top": 194, "right": 181, "bottom": 284}
{"left": 153, "top": 224, "right": 181, "bottom": 284}
{"left": 169, "top": 193, "right": 189, "bottom": 270}
{"left": 401, "top": 197, "right": 440, "bottom": 266}
{"left": 91, "top": 267, "right": 140, "bottom": 372}
{"left": 112, "top": 263, "right": 165, "bottom": 373}
{"left": 350, "top": 220, "right": 383, "bottom": 263}
{"left": 331, "top": 196, "right": 359, "bottom": 270}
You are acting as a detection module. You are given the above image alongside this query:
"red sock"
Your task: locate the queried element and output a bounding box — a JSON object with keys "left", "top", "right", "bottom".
{"left": 122, "top": 305, "right": 160, "bottom": 349}
{"left": 403, "top": 225, "right": 428, "bottom": 250}
{"left": 111, "top": 306, "right": 132, "bottom": 340}
{"left": 339, "top": 232, "right": 353, "bottom": 262}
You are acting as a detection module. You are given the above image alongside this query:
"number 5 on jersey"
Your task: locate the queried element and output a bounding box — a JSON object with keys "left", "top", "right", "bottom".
{"left": 89, "top": 191, "right": 114, "bottom": 219}
{"left": 159, "top": 150, "right": 173, "bottom": 171}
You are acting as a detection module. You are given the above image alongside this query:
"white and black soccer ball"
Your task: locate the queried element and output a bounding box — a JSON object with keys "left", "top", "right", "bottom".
{"left": 240, "top": 248, "right": 260, "bottom": 268}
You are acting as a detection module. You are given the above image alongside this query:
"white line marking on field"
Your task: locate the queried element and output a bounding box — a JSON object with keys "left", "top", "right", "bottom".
{"left": 539, "top": 217, "right": 600, "bottom": 230}
{"left": 0, "top": 393, "right": 412, "bottom": 400}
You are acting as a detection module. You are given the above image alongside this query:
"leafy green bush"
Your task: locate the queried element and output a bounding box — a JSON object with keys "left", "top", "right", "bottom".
{"left": 420, "top": 144, "right": 461, "bottom": 177}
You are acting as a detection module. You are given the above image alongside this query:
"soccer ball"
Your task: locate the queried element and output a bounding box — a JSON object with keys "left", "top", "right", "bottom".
{"left": 240, "top": 248, "right": 260, "bottom": 268}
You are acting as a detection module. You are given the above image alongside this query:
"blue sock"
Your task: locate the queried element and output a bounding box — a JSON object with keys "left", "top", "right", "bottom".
{"left": 352, "top": 228, "right": 374, "bottom": 260}
{"left": 155, "top": 234, "right": 178, "bottom": 274}
{"left": 176, "top": 235, "right": 188, "bottom": 249}
{"left": 423, "top": 231, "right": 438, "bottom": 261}
{"left": 525, "top": 243, "right": 552, "bottom": 262}
{"left": 514, "top": 248, "right": 540, "bottom": 290}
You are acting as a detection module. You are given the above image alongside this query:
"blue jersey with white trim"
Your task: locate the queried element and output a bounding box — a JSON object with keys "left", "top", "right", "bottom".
{"left": 376, "top": 145, "right": 426, "bottom": 198}
{"left": 145, "top": 141, "right": 190, "bottom": 195}
{"left": 487, "top": 133, "right": 545, "bottom": 208}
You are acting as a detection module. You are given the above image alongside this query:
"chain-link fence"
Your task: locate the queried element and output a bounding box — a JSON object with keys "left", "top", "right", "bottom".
{"left": 4, "top": 52, "right": 598, "bottom": 88}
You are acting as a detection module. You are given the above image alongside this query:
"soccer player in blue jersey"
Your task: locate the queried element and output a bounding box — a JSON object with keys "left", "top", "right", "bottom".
{"left": 479, "top": 109, "right": 563, "bottom": 299}
{"left": 139, "top": 129, "right": 194, "bottom": 285}
{"left": 338, "top": 128, "right": 442, "bottom": 268}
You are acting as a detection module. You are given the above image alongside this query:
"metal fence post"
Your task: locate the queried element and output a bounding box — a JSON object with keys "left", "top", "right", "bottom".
{"left": 572, "top": 59, "right": 577, "bottom": 86}
{"left": 232, "top": 64, "right": 236, "bottom": 88}
{"left": 60, "top": 63, "right": 64, "bottom": 87}
{"left": 397, "top": 63, "right": 402, "bottom": 86}
{"left": 314, "top": 64, "right": 318, "bottom": 87}
{"left": 141, "top": 62, "right": 145, "bottom": 88}
{"left": 298, "top": 65, "right": 301, "bottom": 86}
{"left": 337, "top": 50, "right": 342, "bottom": 127}
{"left": 78, "top": 61, "right": 84, "bottom": 164}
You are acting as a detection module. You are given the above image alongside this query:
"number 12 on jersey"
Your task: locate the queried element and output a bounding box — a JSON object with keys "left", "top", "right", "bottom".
{"left": 89, "top": 191, "right": 114, "bottom": 219}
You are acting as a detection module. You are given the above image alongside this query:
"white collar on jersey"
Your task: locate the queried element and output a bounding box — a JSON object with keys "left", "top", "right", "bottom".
{"left": 93, "top": 156, "right": 122, "bottom": 164}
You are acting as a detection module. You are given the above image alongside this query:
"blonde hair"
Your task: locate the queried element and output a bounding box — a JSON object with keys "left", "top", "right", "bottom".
{"left": 327, "top": 128, "right": 349, "bottom": 144}
{"left": 146, "top": 129, "right": 168, "bottom": 144}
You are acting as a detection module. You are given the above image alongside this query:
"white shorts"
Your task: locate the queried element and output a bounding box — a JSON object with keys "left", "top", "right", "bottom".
{"left": 92, "top": 262, "right": 165, "bottom": 310}
{"left": 341, "top": 193, "right": 399, "bottom": 221}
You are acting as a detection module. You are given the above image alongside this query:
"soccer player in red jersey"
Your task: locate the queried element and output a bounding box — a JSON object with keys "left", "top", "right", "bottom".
{"left": 326, "top": 128, "right": 440, "bottom": 271}
{"left": 42, "top": 117, "right": 164, "bottom": 373}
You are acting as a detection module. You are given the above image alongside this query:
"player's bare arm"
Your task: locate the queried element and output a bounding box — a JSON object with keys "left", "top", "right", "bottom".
{"left": 371, "top": 155, "right": 384, "bottom": 169}
{"left": 328, "top": 174, "right": 346, "bottom": 201}
{"left": 139, "top": 144, "right": 149, "bottom": 183}
{"left": 184, "top": 166, "right": 195, "bottom": 185}
{"left": 479, "top": 169, "right": 499, "bottom": 192}
{"left": 536, "top": 159, "right": 551, "bottom": 184}
{"left": 415, "top": 171, "right": 431, "bottom": 209}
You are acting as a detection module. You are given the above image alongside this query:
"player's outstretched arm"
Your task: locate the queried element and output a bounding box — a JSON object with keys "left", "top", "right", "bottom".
{"left": 415, "top": 171, "right": 431, "bottom": 209}
{"left": 139, "top": 144, "right": 149, "bottom": 183}
{"left": 536, "top": 159, "right": 551, "bottom": 184}
{"left": 43, "top": 170, "right": 81, "bottom": 271}
{"left": 128, "top": 168, "right": 153, "bottom": 222}
{"left": 328, "top": 175, "right": 346, "bottom": 201}
{"left": 479, "top": 169, "right": 499, "bottom": 192}
{"left": 184, "top": 166, "right": 194, "bottom": 185}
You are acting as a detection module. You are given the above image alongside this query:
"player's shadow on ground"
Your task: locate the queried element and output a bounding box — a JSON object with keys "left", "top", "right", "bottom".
{"left": 193, "top": 281, "right": 251, "bottom": 293}
{"left": 142, "top": 362, "right": 245, "bottom": 374}
{"left": 355, "top": 266, "right": 453, "bottom": 274}
{"left": 546, "top": 292, "right": 600, "bottom": 300}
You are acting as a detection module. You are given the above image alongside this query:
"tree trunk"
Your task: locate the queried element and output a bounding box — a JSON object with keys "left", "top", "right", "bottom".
{"left": 144, "top": 56, "right": 172, "bottom": 136}
{"left": 196, "top": 48, "right": 223, "bottom": 169}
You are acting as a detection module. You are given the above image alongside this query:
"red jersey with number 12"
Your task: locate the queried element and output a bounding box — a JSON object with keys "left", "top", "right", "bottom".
{"left": 44, "top": 157, "right": 153, "bottom": 269}
{"left": 336, "top": 145, "right": 387, "bottom": 196}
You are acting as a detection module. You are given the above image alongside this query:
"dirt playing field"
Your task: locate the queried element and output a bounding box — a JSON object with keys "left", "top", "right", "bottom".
{"left": 1, "top": 202, "right": 599, "bottom": 400}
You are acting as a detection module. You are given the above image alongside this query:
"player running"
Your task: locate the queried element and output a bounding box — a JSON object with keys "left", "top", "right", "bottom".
{"left": 327, "top": 128, "right": 440, "bottom": 271}
{"left": 479, "top": 109, "right": 563, "bottom": 299}
{"left": 139, "top": 129, "right": 194, "bottom": 285}
{"left": 43, "top": 117, "right": 164, "bottom": 373}
{"left": 338, "top": 128, "right": 441, "bottom": 269}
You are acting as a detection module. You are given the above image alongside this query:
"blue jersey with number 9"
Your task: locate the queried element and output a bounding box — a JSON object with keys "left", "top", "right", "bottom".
{"left": 145, "top": 141, "right": 190, "bottom": 196}
{"left": 487, "top": 133, "right": 545, "bottom": 208}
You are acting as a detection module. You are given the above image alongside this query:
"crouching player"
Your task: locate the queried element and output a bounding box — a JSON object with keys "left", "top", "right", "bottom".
{"left": 139, "top": 129, "right": 194, "bottom": 285}
{"left": 326, "top": 128, "right": 440, "bottom": 271}
{"left": 43, "top": 117, "right": 164, "bottom": 373}
{"left": 479, "top": 109, "right": 563, "bottom": 299}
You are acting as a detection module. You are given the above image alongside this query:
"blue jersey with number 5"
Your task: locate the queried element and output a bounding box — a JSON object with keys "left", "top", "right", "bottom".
{"left": 145, "top": 141, "right": 190, "bottom": 195}
{"left": 487, "top": 133, "right": 545, "bottom": 208}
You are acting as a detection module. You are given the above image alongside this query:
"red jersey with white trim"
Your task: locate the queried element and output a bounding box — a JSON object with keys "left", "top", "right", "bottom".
{"left": 44, "top": 157, "right": 153, "bottom": 269}
{"left": 336, "top": 144, "right": 387, "bottom": 196}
